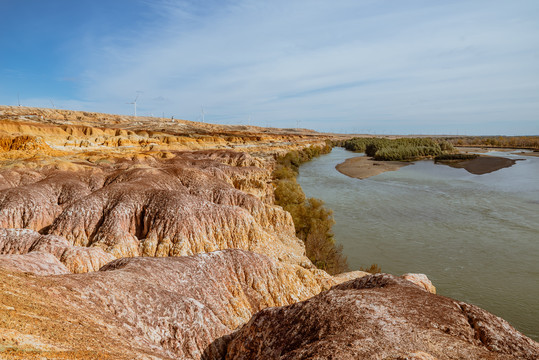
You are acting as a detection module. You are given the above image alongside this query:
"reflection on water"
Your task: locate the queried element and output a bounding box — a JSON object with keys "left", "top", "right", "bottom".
{"left": 297, "top": 147, "right": 539, "bottom": 340}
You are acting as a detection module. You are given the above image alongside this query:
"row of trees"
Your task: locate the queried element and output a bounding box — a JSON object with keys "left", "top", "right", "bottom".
{"left": 434, "top": 153, "right": 479, "bottom": 161}
{"left": 273, "top": 142, "right": 349, "bottom": 275}
{"left": 341, "top": 137, "right": 456, "bottom": 161}
{"left": 445, "top": 136, "right": 539, "bottom": 149}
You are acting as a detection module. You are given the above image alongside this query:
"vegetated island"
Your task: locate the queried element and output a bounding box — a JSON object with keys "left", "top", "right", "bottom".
{"left": 337, "top": 137, "right": 523, "bottom": 179}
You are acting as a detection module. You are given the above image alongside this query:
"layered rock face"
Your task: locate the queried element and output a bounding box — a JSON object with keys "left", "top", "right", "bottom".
{"left": 0, "top": 249, "right": 323, "bottom": 359}
{"left": 0, "top": 170, "right": 94, "bottom": 230}
{"left": 1, "top": 108, "right": 537, "bottom": 360}
{"left": 0, "top": 228, "right": 114, "bottom": 273}
{"left": 0, "top": 105, "right": 330, "bottom": 164}
{"left": 224, "top": 274, "right": 539, "bottom": 360}
{"left": 0, "top": 150, "right": 312, "bottom": 269}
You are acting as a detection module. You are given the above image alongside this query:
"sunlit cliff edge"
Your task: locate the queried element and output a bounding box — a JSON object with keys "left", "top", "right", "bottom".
{"left": 0, "top": 106, "right": 537, "bottom": 359}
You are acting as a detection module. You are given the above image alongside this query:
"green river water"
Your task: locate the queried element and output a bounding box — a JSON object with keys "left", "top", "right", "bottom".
{"left": 297, "top": 147, "right": 539, "bottom": 340}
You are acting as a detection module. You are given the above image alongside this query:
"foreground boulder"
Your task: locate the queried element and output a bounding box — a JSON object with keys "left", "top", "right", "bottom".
{"left": 223, "top": 274, "right": 539, "bottom": 360}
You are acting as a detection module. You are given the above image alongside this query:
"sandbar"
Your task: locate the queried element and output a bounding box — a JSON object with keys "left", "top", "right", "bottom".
{"left": 436, "top": 155, "right": 517, "bottom": 175}
{"left": 337, "top": 154, "right": 520, "bottom": 180}
{"left": 336, "top": 156, "right": 410, "bottom": 179}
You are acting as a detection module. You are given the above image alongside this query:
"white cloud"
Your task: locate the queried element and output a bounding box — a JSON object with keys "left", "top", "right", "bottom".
{"left": 70, "top": 0, "right": 539, "bottom": 134}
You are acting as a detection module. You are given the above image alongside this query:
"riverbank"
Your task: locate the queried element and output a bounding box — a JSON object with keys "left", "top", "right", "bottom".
{"left": 456, "top": 146, "right": 515, "bottom": 153}
{"left": 457, "top": 146, "right": 539, "bottom": 157}
{"left": 298, "top": 147, "right": 539, "bottom": 341}
{"left": 335, "top": 156, "right": 410, "bottom": 179}
{"left": 514, "top": 151, "right": 539, "bottom": 157}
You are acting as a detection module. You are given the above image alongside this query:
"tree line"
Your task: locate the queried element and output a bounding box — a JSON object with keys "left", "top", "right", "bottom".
{"left": 444, "top": 136, "right": 539, "bottom": 150}
{"left": 340, "top": 137, "right": 456, "bottom": 161}
{"left": 272, "top": 142, "right": 349, "bottom": 275}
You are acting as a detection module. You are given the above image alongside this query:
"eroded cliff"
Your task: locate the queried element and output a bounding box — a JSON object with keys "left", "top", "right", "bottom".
{"left": 0, "top": 105, "right": 331, "bottom": 163}
{"left": 0, "top": 107, "right": 537, "bottom": 359}
{"left": 0, "top": 149, "right": 314, "bottom": 270}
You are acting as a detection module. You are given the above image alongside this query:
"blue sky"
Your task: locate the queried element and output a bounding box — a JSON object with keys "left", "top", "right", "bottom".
{"left": 1, "top": 0, "right": 538, "bottom": 135}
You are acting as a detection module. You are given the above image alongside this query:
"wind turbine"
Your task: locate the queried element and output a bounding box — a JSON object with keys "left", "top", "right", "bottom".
{"left": 201, "top": 105, "right": 205, "bottom": 123}
{"left": 126, "top": 93, "right": 140, "bottom": 117}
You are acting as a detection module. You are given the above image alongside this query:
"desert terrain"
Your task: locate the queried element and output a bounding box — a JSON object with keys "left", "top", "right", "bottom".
{"left": 0, "top": 106, "right": 537, "bottom": 359}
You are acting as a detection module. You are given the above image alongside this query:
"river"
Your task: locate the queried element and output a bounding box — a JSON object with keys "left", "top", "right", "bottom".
{"left": 297, "top": 147, "right": 539, "bottom": 340}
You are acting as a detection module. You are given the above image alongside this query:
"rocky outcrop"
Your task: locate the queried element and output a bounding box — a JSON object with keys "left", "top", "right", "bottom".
{"left": 223, "top": 274, "right": 539, "bottom": 360}
{"left": 0, "top": 251, "right": 68, "bottom": 275}
{"left": 0, "top": 228, "right": 115, "bottom": 273}
{"left": 48, "top": 155, "right": 305, "bottom": 262}
{"left": 1, "top": 106, "right": 537, "bottom": 360}
{"left": 0, "top": 150, "right": 309, "bottom": 267}
{"left": 0, "top": 134, "right": 51, "bottom": 152}
{"left": 0, "top": 170, "right": 95, "bottom": 230}
{"left": 0, "top": 249, "right": 324, "bottom": 359}
{"left": 0, "top": 106, "right": 329, "bottom": 164}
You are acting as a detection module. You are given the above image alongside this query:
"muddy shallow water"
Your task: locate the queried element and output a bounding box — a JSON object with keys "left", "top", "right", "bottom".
{"left": 297, "top": 147, "right": 539, "bottom": 340}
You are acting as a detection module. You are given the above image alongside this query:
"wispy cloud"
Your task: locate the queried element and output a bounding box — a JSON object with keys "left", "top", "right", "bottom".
{"left": 40, "top": 1, "right": 539, "bottom": 133}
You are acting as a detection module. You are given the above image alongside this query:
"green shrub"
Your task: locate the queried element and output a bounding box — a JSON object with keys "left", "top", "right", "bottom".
{"left": 343, "top": 137, "right": 456, "bottom": 161}
{"left": 434, "top": 153, "right": 479, "bottom": 161}
{"left": 305, "top": 229, "right": 348, "bottom": 274}
{"left": 274, "top": 179, "right": 305, "bottom": 208}
{"left": 443, "top": 136, "right": 539, "bottom": 150}
{"left": 272, "top": 165, "right": 297, "bottom": 181}
{"left": 272, "top": 144, "right": 349, "bottom": 275}
{"left": 360, "top": 263, "right": 382, "bottom": 274}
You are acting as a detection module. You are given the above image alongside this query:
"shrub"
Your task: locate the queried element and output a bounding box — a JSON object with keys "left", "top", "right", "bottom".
{"left": 360, "top": 263, "right": 382, "bottom": 274}
{"left": 442, "top": 136, "right": 539, "bottom": 150}
{"left": 305, "top": 229, "right": 348, "bottom": 274}
{"left": 434, "top": 153, "right": 479, "bottom": 161}
{"left": 343, "top": 137, "right": 457, "bottom": 161}
{"left": 272, "top": 165, "right": 297, "bottom": 180}
{"left": 272, "top": 144, "right": 349, "bottom": 274}
{"left": 274, "top": 179, "right": 305, "bottom": 208}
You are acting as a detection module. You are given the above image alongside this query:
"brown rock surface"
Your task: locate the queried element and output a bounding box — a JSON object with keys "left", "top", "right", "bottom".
{"left": 224, "top": 274, "right": 539, "bottom": 360}
{"left": 0, "top": 171, "right": 95, "bottom": 230}
{"left": 0, "top": 105, "right": 332, "bottom": 164}
{"left": 1, "top": 106, "right": 535, "bottom": 360}
{"left": 0, "top": 228, "right": 115, "bottom": 273}
{"left": 0, "top": 251, "right": 68, "bottom": 275}
{"left": 0, "top": 150, "right": 311, "bottom": 267}
{"left": 0, "top": 249, "right": 323, "bottom": 359}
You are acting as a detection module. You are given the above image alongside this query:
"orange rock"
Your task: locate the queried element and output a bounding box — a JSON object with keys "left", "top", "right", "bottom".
{"left": 402, "top": 273, "right": 437, "bottom": 294}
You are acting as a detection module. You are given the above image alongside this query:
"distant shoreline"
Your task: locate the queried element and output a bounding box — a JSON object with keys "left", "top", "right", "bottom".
{"left": 457, "top": 146, "right": 539, "bottom": 158}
